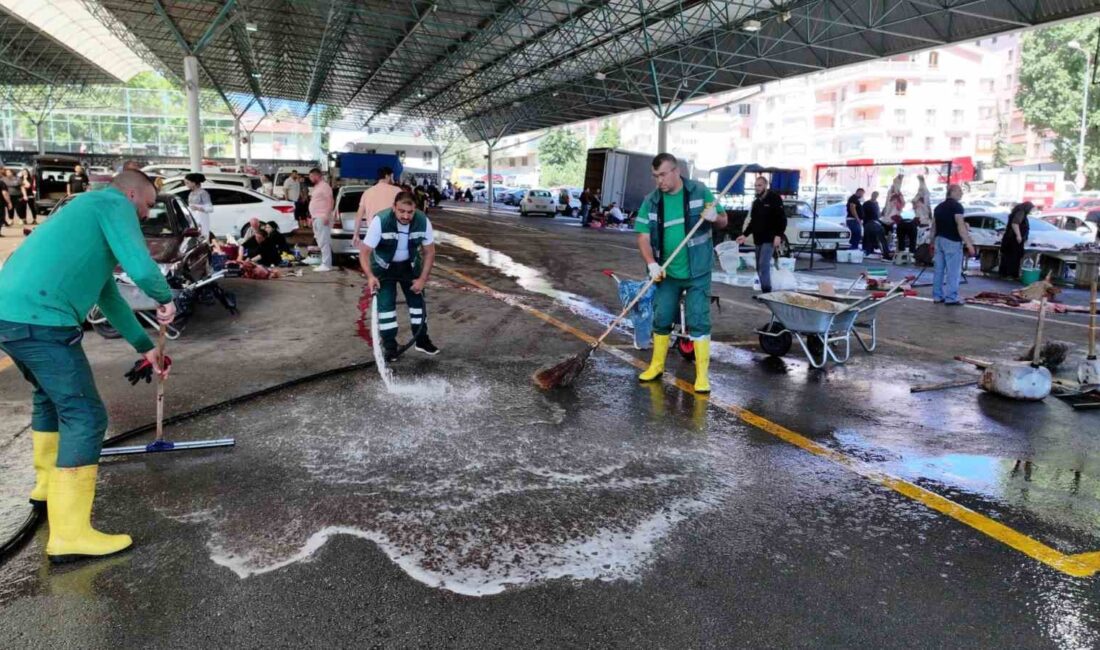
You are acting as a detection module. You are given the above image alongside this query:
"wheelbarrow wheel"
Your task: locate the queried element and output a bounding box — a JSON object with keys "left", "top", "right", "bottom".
{"left": 758, "top": 322, "right": 792, "bottom": 357}
{"left": 677, "top": 338, "right": 695, "bottom": 361}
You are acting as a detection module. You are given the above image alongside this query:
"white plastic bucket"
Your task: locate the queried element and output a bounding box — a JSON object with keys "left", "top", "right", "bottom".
{"left": 836, "top": 250, "right": 851, "bottom": 263}
{"left": 849, "top": 250, "right": 864, "bottom": 264}
{"left": 715, "top": 241, "right": 745, "bottom": 273}
{"left": 776, "top": 257, "right": 796, "bottom": 272}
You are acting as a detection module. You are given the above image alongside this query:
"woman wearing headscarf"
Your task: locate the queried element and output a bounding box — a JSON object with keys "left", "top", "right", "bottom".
{"left": 184, "top": 173, "right": 213, "bottom": 239}
{"left": 999, "top": 201, "right": 1033, "bottom": 279}
{"left": 18, "top": 168, "right": 35, "bottom": 225}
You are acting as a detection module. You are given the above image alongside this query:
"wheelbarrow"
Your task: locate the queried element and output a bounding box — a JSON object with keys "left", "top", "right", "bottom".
{"left": 755, "top": 284, "right": 909, "bottom": 368}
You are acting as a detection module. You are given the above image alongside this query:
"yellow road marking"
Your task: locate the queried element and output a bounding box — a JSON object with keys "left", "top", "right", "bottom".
{"left": 0, "top": 356, "right": 12, "bottom": 374}
{"left": 437, "top": 264, "right": 1100, "bottom": 578}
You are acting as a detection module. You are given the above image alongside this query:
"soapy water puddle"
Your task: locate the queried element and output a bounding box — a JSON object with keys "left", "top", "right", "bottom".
{"left": 830, "top": 428, "right": 1100, "bottom": 539}
{"left": 134, "top": 362, "right": 751, "bottom": 596}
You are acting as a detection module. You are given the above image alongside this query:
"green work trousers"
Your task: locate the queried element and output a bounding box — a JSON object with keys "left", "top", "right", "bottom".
{"left": 0, "top": 320, "right": 108, "bottom": 467}
{"left": 652, "top": 274, "right": 712, "bottom": 338}
{"left": 375, "top": 262, "right": 427, "bottom": 348}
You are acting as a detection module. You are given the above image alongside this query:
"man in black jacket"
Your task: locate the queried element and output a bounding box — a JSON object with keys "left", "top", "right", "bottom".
{"left": 736, "top": 176, "right": 787, "bottom": 292}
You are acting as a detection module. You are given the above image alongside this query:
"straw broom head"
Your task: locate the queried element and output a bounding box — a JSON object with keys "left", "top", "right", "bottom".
{"left": 532, "top": 346, "right": 594, "bottom": 390}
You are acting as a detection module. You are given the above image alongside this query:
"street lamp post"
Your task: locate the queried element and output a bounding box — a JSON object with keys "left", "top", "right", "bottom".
{"left": 1069, "top": 40, "right": 1092, "bottom": 189}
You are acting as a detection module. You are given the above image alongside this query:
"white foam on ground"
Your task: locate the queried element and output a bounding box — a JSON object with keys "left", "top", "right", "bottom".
{"left": 208, "top": 494, "right": 713, "bottom": 597}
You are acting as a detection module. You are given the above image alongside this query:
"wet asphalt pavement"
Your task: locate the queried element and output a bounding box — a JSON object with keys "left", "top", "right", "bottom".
{"left": 2, "top": 202, "right": 1100, "bottom": 648}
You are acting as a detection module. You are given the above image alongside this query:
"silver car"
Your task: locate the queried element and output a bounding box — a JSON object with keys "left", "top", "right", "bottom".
{"left": 331, "top": 184, "right": 371, "bottom": 258}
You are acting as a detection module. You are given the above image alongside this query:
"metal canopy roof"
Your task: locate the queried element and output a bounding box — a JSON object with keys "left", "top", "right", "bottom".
{"left": 54, "top": 1, "right": 1100, "bottom": 140}
{"left": 0, "top": 1, "right": 129, "bottom": 87}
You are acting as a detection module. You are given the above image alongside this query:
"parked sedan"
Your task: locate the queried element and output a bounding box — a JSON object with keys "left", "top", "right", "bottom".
{"left": 502, "top": 188, "right": 527, "bottom": 206}
{"left": 962, "top": 212, "right": 1093, "bottom": 250}
{"left": 519, "top": 188, "right": 556, "bottom": 217}
{"left": 1040, "top": 212, "right": 1098, "bottom": 240}
{"left": 167, "top": 185, "right": 296, "bottom": 238}
{"left": 738, "top": 200, "right": 850, "bottom": 256}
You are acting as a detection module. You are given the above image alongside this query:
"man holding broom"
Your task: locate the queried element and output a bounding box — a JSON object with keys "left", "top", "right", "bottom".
{"left": 635, "top": 153, "right": 727, "bottom": 393}
{"left": 0, "top": 170, "right": 174, "bottom": 563}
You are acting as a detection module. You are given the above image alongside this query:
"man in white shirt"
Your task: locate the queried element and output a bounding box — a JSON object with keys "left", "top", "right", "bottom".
{"left": 353, "top": 166, "right": 401, "bottom": 248}
{"left": 283, "top": 170, "right": 305, "bottom": 227}
{"left": 607, "top": 202, "right": 627, "bottom": 227}
{"left": 360, "top": 191, "right": 438, "bottom": 360}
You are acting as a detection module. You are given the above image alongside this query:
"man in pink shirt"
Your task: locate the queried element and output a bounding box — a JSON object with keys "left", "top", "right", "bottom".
{"left": 308, "top": 168, "right": 335, "bottom": 272}
{"left": 353, "top": 166, "right": 401, "bottom": 248}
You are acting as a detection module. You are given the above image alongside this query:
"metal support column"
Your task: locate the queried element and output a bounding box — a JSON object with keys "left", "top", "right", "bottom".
{"left": 657, "top": 118, "right": 668, "bottom": 153}
{"left": 435, "top": 146, "right": 443, "bottom": 187}
{"left": 233, "top": 117, "right": 242, "bottom": 168}
{"left": 36, "top": 122, "right": 44, "bottom": 154}
{"left": 246, "top": 135, "right": 252, "bottom": 165}
{"left": 184, "top": 55, "right": 203, "bottom": 172}
{"left": 125, "top": 88, "right": 133, "bottom": 153}
{"left": 487, "top": 143, "right": 494, "bottom": 211}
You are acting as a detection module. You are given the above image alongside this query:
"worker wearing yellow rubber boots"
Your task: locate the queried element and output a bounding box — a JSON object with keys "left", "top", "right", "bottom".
{"left": 0, "top": 171, "right": 174, "bottom": 563}
{"left": 634, "top": 153, "right": 726, "bottom": 393}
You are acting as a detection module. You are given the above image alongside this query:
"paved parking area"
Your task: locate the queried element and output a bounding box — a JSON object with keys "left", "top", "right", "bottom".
{"left": 2, "top": 203, "right": 1099, "bottom": 648}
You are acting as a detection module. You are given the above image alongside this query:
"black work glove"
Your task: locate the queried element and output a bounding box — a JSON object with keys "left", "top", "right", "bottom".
{"left": 125, "top": 355, "right": 172, "bottom": 385}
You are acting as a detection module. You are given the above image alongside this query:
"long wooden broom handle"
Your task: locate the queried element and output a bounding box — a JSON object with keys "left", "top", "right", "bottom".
{"left": 1089, "top": 275, "right": 1097, "bottom": 358}
{"left": 155, "top": 323, "right": 167, "bottom": 442}
{"left": 591, "top": 165, "right": 749, "bottom": 348}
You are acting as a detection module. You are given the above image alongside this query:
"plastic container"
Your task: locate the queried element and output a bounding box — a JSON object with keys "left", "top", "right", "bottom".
{"left": 837, "top": 249, "right": 851, "bottom": 263}
{"left": 714, "top": 241, "right": 743, "bottom": 273}
{"left": 1021, "top": 267, "right": 1041, "bottom": 285}
{"left": 849, "top": 250, "right": 864, "bottom": 264}
{"left": 776, "top": 257, "right": 796, "bottom": 272}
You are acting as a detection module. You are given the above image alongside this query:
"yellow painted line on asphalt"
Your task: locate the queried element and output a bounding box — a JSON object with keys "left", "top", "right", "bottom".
{"left": 437, "top": 264, "right": 1100, "bottom": 578}
{"left": 0, "top": 356, "right": 12, "bottom": 374}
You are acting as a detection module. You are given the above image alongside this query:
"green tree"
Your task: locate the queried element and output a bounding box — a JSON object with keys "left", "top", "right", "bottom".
{"left": 992, "top": 110, "right": 1010, "bottom": 168}
{"left": 592, "top": 121, "right": 621, "bottom": 148}
{"left": 1017, "top": 19, "right": 1100, "bottom": 187}
{"left": 540, "top": 159, "right": 584, "bottom": 187}
{"left": 537, "top": 128, "right": 583, "bottom": 167}
{"left": 125, "top": 71, "right": 178, "bottom": 91}
{"left": 538, "top": 128, "right": 584, "bottom": 186}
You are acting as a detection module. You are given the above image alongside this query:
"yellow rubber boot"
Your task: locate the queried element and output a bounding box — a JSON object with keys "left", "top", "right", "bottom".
{"left": 638, "top": 334, "right": 670, "bottom": 382}
{"left": 693, "top": 337, "right": 712, "bottom": 394}
{"left": 46, "top": 465, "right": 132, "bottom": 564}
{"left": 29, "top": 430, "right": 59, "bottom": 508}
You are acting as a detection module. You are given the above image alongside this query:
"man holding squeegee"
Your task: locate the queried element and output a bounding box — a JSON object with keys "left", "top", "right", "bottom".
{"left": 634, "top": 153, "right": 727, "bottom": 393}
{"left": 0, "top": 170, "right": 174, "bottom": 563}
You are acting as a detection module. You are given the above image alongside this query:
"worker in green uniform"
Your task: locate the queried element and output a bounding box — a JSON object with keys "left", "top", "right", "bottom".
{"left": 0, "top": 170, "right": 175, "bottom": 563}
{"left": 634, "top": 153, "right": 727, "bottom": 393}
{"left": 361, "top": 190, "right": 439, "bottom": 361}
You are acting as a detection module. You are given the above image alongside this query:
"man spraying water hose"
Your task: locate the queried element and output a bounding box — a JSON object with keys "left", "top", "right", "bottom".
{"left": 360, "top": 191, "right": 440, "bottom": 362}
{"left": 634, "top": 153, "right": 727, "bottom": 393}
{"left": 0, "top": 170, "right": 174, "bottom": 563}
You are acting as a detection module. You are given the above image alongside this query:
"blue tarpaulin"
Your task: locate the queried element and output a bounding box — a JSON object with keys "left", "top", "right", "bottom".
{"left": 616, "top": 279, "right": 656, "bottom": 349}
{"left": 713, "top": 164, "right": 800, "bottom": 196}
